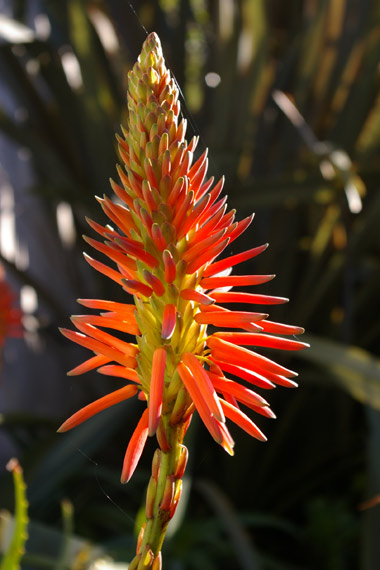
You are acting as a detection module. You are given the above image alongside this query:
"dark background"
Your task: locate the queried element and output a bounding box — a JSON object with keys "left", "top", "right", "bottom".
{"left": 0, "top": 1, "right": 380, "bottom": 568}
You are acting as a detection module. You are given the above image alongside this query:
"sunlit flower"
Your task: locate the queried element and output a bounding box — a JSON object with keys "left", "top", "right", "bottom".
{"left": 59, "top": 32, "right": 308, "bottom": 569}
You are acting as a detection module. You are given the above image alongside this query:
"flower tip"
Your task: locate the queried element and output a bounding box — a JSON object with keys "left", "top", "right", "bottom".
{"left": 56, "top": 422, "right": 67, "bottom": 433}
{"left": 148, "top": 421, "right": 159, "bottom": 438}
{"left": 58, "top": 327, "right": 70, "bottom": 338}
{"left": 120, "top": 472, "right": 130, "bottom": 485}
{"left": 148, "top": 31, "right": 159, "bottom": 42}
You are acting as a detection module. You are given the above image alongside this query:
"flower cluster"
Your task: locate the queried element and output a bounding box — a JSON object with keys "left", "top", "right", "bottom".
{"left": 59, "top": 33, "right": 307, "bottom": 569}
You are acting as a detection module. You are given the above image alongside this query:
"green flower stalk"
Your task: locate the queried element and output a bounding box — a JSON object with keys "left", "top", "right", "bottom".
{"left": 59, "top": 33, "right": 308, "bottom": 569}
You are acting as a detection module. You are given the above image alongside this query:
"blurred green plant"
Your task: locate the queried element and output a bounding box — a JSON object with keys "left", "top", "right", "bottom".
{"left": 0, "top": 459, "right": 28, "bottom": 570}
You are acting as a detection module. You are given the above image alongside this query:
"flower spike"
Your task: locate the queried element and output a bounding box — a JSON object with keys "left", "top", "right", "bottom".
{"left": 59, "top": 32, "right": 307, "bottom": 569}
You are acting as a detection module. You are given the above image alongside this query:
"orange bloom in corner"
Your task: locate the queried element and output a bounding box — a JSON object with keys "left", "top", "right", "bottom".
{"left": 59, "top": 33, "right": 308, "bottom": 569}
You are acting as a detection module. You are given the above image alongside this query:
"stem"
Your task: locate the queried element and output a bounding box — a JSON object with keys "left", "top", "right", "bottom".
{"left": 131, "top": 416, "right": 186, "bottom": 570}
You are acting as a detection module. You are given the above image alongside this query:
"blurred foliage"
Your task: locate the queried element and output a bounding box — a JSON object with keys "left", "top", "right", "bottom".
{"left": 0, "top": 0, "right": 380, "bottom": 568}
{"left": 0, "top": 460, "right": 28, "bottom": 570}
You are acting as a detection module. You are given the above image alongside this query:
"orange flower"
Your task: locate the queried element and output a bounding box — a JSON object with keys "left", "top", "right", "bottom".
{"left": 59, "top": 32, "right": 308, "bottom": 569}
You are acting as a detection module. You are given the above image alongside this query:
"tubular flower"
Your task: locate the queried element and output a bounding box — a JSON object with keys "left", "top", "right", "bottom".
{"left": 59, "top": 33, "right": 308, "bottom": 569}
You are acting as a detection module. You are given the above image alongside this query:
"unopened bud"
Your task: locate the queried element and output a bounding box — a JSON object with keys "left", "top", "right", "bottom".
{"left": 160, "top": 476, "right": 175, "bottom": 511}
{"left": 152, "top": 552, "right": 162, "bottom": 570}
{"left": 146, "top": 476, "right": 157, "bottom": 520}
{"left": 156, "top": 419, "right": 171, "bottom": 452}
{"left": 141, "top": 544, "right": 154, "bottom": 569}
{"left": 136, "top": 522, "right": 146, "bottom": 554}
{"left": 170, "top": 480, "right": 183, "bottom": 519}
{"left": 151, "top": 448, "right": 161, "bottom": 481}
{"left": 170, "top": 387, "right": 190, "bottom": 425}
{"left": 174, "top": 445, "right": 188, "bottom": 480}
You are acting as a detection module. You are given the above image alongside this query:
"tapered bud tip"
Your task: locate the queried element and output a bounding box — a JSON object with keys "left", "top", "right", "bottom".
{"left": 147, "top": 31, "right": 160, "bottom": 44}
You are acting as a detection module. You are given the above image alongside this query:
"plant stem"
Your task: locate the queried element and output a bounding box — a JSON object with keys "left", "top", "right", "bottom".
{"left": 131, "top": 417, "right": 185, "bottom": 570}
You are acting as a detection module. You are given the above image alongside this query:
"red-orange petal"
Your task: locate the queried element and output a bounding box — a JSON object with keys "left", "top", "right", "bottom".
{"left": 149, "top": 347, "right": 167, "bottom": 436}
{"left": 142, "top": 270, "right": 165, "bottom": 296}
{"left": 167, "top": 176, "right": 186, "bottom": 207}
{"left": 59, "top": 328, "right": 137, "bottom": 368}
{"left": 163, "top": 250, "right": 176, "bottom": 283}
{"left": 57, "top": 384, "right": 138, "bottom": 433}
{"left": 190, "top": 156, "right": 208, "bottom": 192}
{"left": 86, "top": 216, "right": 109, "bottom": 238}
{"left": 121, "top": 408, "right": 149, "bottom": 483}
{"left": 84, "top": 236, "right": 137, "bottom": 273}
{"left": 114, "top": 236, "right": 159, "bottom": 269}
{"left": 220, "top": 399, "right": 267, "bottom": 442}
{"left": 225, "top": 213, "right": 254, "bottom": 245}
{"left": 182, "top": 229, "right": 227, "bottom": 263}
{"left": 219, "top": 422, "right": 235, "bottom": 456}
{"left": 122, "top": 279, "right": 154, "bottom": 297}
{"left": 83, "top": 253, "right": 123, "bottom": 285}
{"left": 194, "top": 174, "right": 214, "bottom": 201}
{"left": 209, "top": 359, "right": 276, "bottom": 390}
{"left": 203, "top": 244, "right": 268, "bottom": 277}
{"left": 180, "top": 289, "right": 215, "bottom": 305}
{"left": 172, "top": 190, "right": 194, "bottom": 229}
{"left": 195, "top": 311, "right": 267, "bottom": 327}
{"left": 110, "top": 177, "right": 134, "bottom": 210}
{"left": 188, "top": 148, "right": 208, "bottom": 179}
{"left": 207, "top": 336, "right": 297, "bottom": 378}
{"left": 210, "top": 291, "right": 288, "bottom": 305}
{"left": 67, "top": 354, "right": 110, "bottom": 376}
{"left": 186, "top": 238, "right": 230, "bottom": 274}
{"left": 213, "top": 332, "right": 310, "bottom": 351}
{"left": 71, "top": 320, "right": 139, "bottom": 357}
{"left": 208, "top": 371, "right": 269, "bottom": 408}
{"left": 71, "top": 314, "right": 139, "bottom": 335}
{"left": 151, "top": 223, "right": 167, "bottom": 251}
{"left": 162, "top": 304, "right": 177, "bottom": 339}
{"left": 182, "top": 353, "right": 225, "bottom": 423}
{"left": 177, "top": 361, "right": 224, "bottom": 444}
{"left": 97, "top": 365, "right": 140, "bottom": 383}
{"left": 193, "top": 205, "right": 227, "bottom": 244}
{"left": 77, "top": 299, "right": 136, "bottom": 314}
{"left": 197, "top": 182, "right": 226, "bottom": 220}
{"left": 200, "top": 274, "right": 275, "bottom": 289}
{"left": 177, "top": 193, "right": 210, "bottom": 240}
{"left": 259, "top": 320, "right": 305, "bottom": 336}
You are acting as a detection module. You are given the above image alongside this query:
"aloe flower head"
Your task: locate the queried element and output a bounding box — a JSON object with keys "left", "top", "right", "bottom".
{"left": 59, "top": 32, "right": 308, "bottom": 569}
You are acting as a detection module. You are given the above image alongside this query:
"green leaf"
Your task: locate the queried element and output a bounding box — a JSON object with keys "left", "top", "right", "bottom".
{"left": 299, "top": 334, "right": 380, "bottom": 409}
